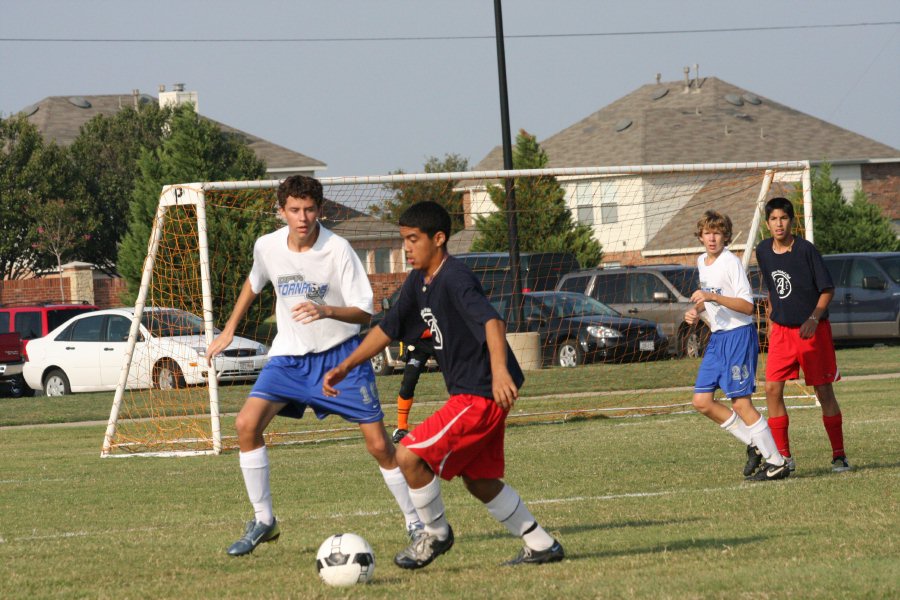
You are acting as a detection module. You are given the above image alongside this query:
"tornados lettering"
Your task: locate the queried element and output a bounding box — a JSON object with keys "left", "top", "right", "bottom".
{"left": 420, "top": 308, "right": 444, "bottom": 350}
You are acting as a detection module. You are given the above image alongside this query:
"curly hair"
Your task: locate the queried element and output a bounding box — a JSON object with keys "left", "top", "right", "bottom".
{"left": 276, "top": 175, "right": 324, "bottom": 209}
{"left": 695, "top": 210, "right": 733, "bottom": 245}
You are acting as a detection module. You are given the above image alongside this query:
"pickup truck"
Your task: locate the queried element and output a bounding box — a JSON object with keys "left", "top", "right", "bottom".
{"left": 0, "top": 331, "right": 33, "bottom": 397}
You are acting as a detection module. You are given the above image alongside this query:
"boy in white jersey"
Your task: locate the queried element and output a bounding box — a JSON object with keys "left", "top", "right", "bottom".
{"left": 684, "top": 211, "right": 788, "bottom": 481}
{"left": 206, "top": 175, "right": 420, "bottom": 556}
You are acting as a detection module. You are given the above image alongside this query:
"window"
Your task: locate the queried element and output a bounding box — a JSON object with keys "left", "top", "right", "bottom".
{"left": 374, "top": 248, "right": 392, "bottom": 274}
{"left": 106, "top": 315, "right": 132, "bottom": 342}
{"left": 71, "top": 315, "right": 105, "bottom": 342}
{"left": 598, "top": 180, "right": 618, "bottom": 224}
{"left": 577, "top": 204, "right": 595, "bottom": 225}
{"left": 0, "top": 312, "right": 9, "bottom": 333}
{"left": 628, "top": 273, "right": 669, "bottom": 303}
{"left": 557, "top": 275, "right": 590, "bottom": 293}
{"left": 593, "top": 273, "right": 628, "bottom": 304}
{"left": 355, "top": 249, "right": 369, "bottom": 273}
{"left": 14, "top": 312, "right": 42, "bottom": 340}
{"left": 848, "top": 258, "right": 881, "bottom": 288}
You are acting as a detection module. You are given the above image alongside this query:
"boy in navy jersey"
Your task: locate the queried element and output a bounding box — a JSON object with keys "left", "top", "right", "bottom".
{"left": 756, "top": 197, "right": 849, "bottom": 472}
{"left": 324, "top": 201, "right": 564, "bottom": 570}
{"left": 685, "top": 211, "right": 787, "bottom": 481}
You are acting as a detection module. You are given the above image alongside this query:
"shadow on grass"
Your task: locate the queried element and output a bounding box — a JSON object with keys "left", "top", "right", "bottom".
{"left": 466, "top": 516, "right": 705, "bottom": 544}
{"left": 564, "top": 534, "right": 769, "bottom": 562}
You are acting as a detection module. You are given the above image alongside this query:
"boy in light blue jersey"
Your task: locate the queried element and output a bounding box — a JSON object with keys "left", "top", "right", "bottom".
{"left": 685, "top": 211, "right": 788, "bottom": 481}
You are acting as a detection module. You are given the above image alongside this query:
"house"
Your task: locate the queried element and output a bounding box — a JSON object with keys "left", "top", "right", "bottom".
{"left": 460, "top": 74, "right": 900, "bottom": 263}
{"left": 18, "top": 85, "right": 326, "bottom": 178}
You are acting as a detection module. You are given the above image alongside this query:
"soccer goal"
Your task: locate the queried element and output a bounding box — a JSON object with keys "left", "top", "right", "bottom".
{"left": 101, "top": 161, "right": 813, "bottom": 457}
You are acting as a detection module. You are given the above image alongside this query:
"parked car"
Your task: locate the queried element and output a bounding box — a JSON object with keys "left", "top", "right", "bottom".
{"left": 489, "top": 291, "right": 668, "bottom": 367}
{"left": 556, "top": 265, "right": 768, "bottom": 358}
{"left": 455, "top": 251, "right": 581, "bottom": 296}
{"left": 23, "top": 307, "right": 269, "bottom": 396}
{"left": 822, "top": 252, "right": 900, "bottom": 344}
{"left": 0, "top": 331, "right": 31, "bottom": 398}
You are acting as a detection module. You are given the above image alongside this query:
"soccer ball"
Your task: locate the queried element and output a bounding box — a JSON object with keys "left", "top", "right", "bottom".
{"left": 315, "top": 533, "right": 375, "bottom": 586}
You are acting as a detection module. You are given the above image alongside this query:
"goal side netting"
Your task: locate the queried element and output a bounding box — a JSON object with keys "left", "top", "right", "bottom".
{"left": 101, "top": 161, "right": 814, "bottom": 457}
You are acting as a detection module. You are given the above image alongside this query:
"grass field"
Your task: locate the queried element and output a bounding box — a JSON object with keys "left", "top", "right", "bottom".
{"left": 1, "top": 346, "right": 898, "bottom": 598}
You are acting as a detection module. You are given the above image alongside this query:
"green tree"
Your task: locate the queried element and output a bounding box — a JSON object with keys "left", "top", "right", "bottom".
{"left": 0, "top": 115, "right": 74, "bottom": 279}
{"left": 28, "top": 199, "right": 100, "bottom": 301}
{"left": 117, "top": 105, "right": 270, "bottom": 328}
{"left": 472, "top": 130, "right": 602, "bottom": 267}
{"left": 68, "top": 103, "right": 173, "bottom": 275}
{"left": 791, "top": 163, "right": 899, "bottom": 253}
{"left": 372, "top": 153, "right": 469, "bottom": 234}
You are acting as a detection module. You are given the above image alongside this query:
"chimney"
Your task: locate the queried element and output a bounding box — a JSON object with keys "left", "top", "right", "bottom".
{"left": 132, "top": 89, "right": 139, "bottom": 109}
{"left": 694, "top": 64, "right": 701, "bottom": 89}
{"left": 683, "top": 67, "right": 691, "bottom": 92}
{"left": 655, "top": 72, "right": 661, "bottom": 85}
{"left": 158, "top": 83, "right": 199, "bottom": 113}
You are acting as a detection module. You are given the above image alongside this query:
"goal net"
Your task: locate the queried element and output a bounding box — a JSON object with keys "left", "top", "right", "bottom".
{"left": 102, "top": 161, "right": 814, "bottom": 457}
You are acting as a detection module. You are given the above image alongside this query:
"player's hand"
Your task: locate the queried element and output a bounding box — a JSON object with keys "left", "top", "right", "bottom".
{"left": 691, "top": 290, "right": 714, "bottom": 305}
{"left": 492, "top": 369, "right": 518, "bottom": 411}
{"left": 684, "top": 308, "right": 698, "bottom": 325}
{"left": 323, "top": 365, "right": 348, "bottom": 397}
{"left": 292, "top": 301, "right": 328, "bottom": 324}
{"left": 799, "top": 319, "right": 817, "bottom": 339}
{"left": 205, "top": 331, "right": 234, "bottom": 360}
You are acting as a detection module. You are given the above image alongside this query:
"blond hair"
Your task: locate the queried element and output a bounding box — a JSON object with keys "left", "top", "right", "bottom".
{"left": 695, "top": 210, "right": 733, "bottom": 245}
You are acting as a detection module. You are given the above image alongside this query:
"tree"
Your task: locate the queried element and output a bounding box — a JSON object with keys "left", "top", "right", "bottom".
{"left": 472, "top": 130, "right": 603, "bottom": 267}
{"left": 117, "top": 105, "right": 270, "bottom": 327}
{"left": 791, "top": 163, "right": 899, "bottom": 253}
{"left": 68, "top": 103, "right": 173, "bottom": 275}
{"left": 28, "top": 199, "right": 99, "bottom": 301}
{"left": 372, "top": 154, "right": 469, "bottom": 234}
{"left": 0, "top": 115, "right": 75, "bottom": 279}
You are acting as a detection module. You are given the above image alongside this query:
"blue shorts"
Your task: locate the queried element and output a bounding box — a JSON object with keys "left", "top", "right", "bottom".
{"left": 250, "top": 336, "right": 383, "bottom": 424}
{"left": 694, "top": 324, "right": 758, "bottom": 399}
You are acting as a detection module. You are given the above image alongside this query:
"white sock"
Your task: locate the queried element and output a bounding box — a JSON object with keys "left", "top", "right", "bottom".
{"left": 408, "top": 475, "right": 449, "bottom": 540}
{"left": 747, "top": 417, "right": 785, "bottom": 465}
{"left": 721, "top": 411, "right": 752, "bottom": 445}
{"left": 239, "top": 446, "right": 273, "bottom": 525}
{"left": 485, "top": 484, "right": 554, "bottom": 551}
{"left": 379, "top": 466, "right": 421, "bottom": 528}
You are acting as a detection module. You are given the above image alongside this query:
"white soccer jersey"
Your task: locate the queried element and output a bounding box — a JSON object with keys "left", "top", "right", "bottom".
{"left": 697, "top": 248, "right": 754, "bottom": 333}
{"left": 247, "top": 224, "right": 373, "bottom": 357}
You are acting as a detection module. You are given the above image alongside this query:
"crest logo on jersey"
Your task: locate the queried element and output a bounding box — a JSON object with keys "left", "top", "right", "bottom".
{"left": 420, "top": 308, "right": 444, "bottom": 350}
{"left": 276, "top": 273, "right": 329, "bottom": 303}
{"left": 771, "top": 270, "right": 792, "bottom": 299}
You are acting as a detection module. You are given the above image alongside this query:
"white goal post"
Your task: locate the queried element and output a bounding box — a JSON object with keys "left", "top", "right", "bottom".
{"left": 101, "top": 161, "right": 812, "bottom": 457}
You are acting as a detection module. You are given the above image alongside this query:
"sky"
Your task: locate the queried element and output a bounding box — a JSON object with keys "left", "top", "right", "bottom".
{"left": 2, "top": 0, "right": 899, "bottom": 178}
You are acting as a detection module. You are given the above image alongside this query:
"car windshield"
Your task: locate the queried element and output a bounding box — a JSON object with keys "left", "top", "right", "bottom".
{"left": 660, "top": 268, "right": 700, "bottom": 297}
{"left": 142, "top": 309, "right": 206, "bottom": 337}
{"left": 876, "top": 256, "right": 900, "bottom": 284}
{"left": 536, "top": 293, "right": 620, "bottom": 318}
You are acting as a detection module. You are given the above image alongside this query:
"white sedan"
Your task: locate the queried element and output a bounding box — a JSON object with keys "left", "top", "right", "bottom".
{"left": 23, "top": 307, "right": 268, "bottom": 396}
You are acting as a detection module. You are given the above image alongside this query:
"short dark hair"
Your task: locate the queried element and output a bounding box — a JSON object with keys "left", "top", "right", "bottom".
{"left": 765, "top": 197, "right": 795, "bottom": 220}
{"left": 399, "top": 201, "right": 451, "bottom": 240}
{"left": 276, "top": 175, "right": 324, "bottom": 209}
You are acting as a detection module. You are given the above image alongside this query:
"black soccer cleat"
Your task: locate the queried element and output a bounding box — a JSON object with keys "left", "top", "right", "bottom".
{"left": 743, "top": 444, "right": 763, "bottom": 477}
{"left": 392, "top": 428, "right": 409, "bottom": 444}
{"left": 394, "top": 526, "right": 454, "bottom": 570}
{"left": 746, "top": 461, "right": 791, "bottom": 482}
{"left": 831, "top": 456, "right": 851, "bottom": 472}
{"left": 503, "top": 540, "right": 565, "bottom": 566}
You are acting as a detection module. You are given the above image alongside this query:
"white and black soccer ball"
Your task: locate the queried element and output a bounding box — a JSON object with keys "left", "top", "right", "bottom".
{"left": 315, "top": 533, "right": 375, "bottom": 586}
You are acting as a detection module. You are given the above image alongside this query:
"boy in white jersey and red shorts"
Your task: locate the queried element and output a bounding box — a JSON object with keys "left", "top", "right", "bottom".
{"left": 324, "top": 201, "right": 564, "bottom": 570}
{"left": 206, "top": 175, "right": 421, "bottom": 556}
{"left": 685, "top": 210, "right": 788, "bottom": 481}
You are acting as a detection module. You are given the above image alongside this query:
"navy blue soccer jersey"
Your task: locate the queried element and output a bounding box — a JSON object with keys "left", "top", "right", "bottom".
{"left": 379, "top": 256, "right": 524, "bottom": 398}
{"left": 756, "top": 237, "right": 834, "bottom": 326}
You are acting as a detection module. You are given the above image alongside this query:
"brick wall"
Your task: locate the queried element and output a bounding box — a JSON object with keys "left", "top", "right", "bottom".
{"left": 94, "top": 278, "right": 129, "bottom": 308}
{"left": 0, "top": 278, "right": 72, "bottom": 305}
{"left": 861, "top": 163, "right": 900, "bottom": 220}
{"left": 369, "top": 272, "right": 407, "bottom": 309}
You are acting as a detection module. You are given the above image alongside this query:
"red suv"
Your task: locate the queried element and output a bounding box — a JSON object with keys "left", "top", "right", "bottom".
{"left": 0, "top": 303, "right": 99, "bottom": 397}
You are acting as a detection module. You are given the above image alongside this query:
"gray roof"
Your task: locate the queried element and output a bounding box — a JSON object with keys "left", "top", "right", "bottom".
{"left": 474, "top": 76, "right": 900, "bottom": 170}
{"left": 18, "top": 94, "right": 326, "bottom": 172}
{"left": 329, "top": 215, "right": 398, "bottom": 241}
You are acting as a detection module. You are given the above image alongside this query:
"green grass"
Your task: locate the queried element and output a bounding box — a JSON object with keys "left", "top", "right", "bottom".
{"left": 0, "top": 350, "right": 898, "bottom": 598}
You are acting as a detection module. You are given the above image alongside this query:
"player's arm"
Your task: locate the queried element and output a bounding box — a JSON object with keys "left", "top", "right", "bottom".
{"left": 486, "top": 318, "right": 518, "bottom": 410}
{"left": 690, "top": 289, "right": 754, "bottom": 315}
{"left": 323, "top": 325, "right": 392, "bottom": 396}
{"left": 292, "top": 303, "right": 371, "bottom": 325}
{"left": 207, "top": 279, "right": 258, "bottom": 358}
{"left": 799, "top": 288, "right": 834, "bottom": 339}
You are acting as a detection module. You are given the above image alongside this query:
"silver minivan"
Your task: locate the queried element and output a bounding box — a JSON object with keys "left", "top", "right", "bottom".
{"left": 822, "top": 252, "right": 900, "bottom": 343}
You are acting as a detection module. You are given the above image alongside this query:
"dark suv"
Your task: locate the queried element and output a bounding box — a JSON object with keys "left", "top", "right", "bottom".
{"left": 822, "top": 252, "right": 900, "bottom": 344}
{"left": 0, "top": 302, "right": 99, "bottom": 396}
{"left": 556, "top": 265, "right": 768, "bottom": 358}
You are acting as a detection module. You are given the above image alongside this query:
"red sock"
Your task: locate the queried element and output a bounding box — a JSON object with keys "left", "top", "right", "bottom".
{"left": 823, "top": 413, "right": 845, "bottom": 459}
{"left": 768, "top": 414, "right": 791, "bottom": 457}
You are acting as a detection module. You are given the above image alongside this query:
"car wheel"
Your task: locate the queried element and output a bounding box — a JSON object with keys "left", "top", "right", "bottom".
{"left": 6, "top": 374, "right": 34, "bottom": 398}
{"left": 155, "top": 360, "right": 185, "bottom": 390}
{"left": 44, "top": 369, "right": 71, "bottom": 396}
{"left": 681, "top": 324, "right": 710, "bottom": 359}
{"left": 555, "top": 339, "right": 583, "bottom": 368}
{"left": 370, "top": 351, "right": 391, "bottom": 377}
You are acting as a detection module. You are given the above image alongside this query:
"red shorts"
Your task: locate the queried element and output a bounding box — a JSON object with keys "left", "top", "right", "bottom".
{"left": 400, "top": 393, "right": 507, "bottom": 481}
{"left": 766, "top": 320, "right": 841, "bottom": 386}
